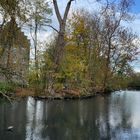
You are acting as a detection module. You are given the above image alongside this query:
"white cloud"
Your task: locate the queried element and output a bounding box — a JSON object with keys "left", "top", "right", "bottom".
{"left": 37, "top": 31, "right": 53, "bottom": 43}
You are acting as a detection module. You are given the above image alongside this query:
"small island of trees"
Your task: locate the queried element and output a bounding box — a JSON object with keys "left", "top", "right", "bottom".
{"left": 0, "top": 0, "right": 140, "bottom": 100}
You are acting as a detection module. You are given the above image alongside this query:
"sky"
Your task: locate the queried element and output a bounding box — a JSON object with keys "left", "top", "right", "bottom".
{"left": 131, "top": 0, "right": 140, "bottom": 14}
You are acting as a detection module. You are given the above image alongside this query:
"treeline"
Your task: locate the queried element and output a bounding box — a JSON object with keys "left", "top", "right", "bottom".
{"left": 29, "top": 0, "right": 139, "bottom": 95}
{"left": 128, "top": 73, "right": 140, "bottom": 90}
{"left": 0, "top": 0, "right": 140, "bottom": 97}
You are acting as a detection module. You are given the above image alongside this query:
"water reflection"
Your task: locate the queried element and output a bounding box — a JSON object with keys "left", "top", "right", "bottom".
{"left": 0, "top": 91, "right": 140, "bottom": 140}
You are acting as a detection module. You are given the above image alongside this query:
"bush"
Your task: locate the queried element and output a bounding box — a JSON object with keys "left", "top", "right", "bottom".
{"left": 0, "top": 82, "right": 16, "bottom": 93}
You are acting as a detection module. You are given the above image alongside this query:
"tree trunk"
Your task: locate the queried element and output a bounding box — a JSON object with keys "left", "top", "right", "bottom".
{"left": 54, "top": 27, "right": 65, "bottom": 70}
{"left": 53, "top": 0, "right": 74, "bottom": 70}
{"left": 103, "top": 38, "right": 111, "bottom": 92}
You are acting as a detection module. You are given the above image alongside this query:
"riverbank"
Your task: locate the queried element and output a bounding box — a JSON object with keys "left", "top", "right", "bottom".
{"left": 0, "top": 87, "right": 112, "bottom": 101}
{"left": 14, "top": 87, "right": 112, "bottom": 100}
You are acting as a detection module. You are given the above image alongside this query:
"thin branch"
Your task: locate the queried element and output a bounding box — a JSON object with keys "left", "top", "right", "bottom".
{"left": 29, "top": 26, "right": 35, "bottom": 42}
{"left": 100, "top": 0, "right": 109, "bottom": 15}
{"left": 46, "top": 24, "right": 59, "bottom": 33}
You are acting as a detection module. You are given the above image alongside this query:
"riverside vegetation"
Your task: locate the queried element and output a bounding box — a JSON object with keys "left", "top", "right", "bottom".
{"left": 0, "top": 0, "right": 140, "bottom": 100}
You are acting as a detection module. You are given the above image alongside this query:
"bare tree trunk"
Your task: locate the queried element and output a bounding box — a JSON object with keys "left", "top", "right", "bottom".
{"left": 34, "top": 16, "right": 39, "bottom": 95}
{"left": 34, "top": 11, "right": 38, "bottom": 72}
{"left": 103, "top": 38, "right": 111, "bottom": 92}
{"left": 54, "top": 27, "right": 65, "bottom": 69}
{"left": 53, "top": 0, "right": 74, "bottom": 69}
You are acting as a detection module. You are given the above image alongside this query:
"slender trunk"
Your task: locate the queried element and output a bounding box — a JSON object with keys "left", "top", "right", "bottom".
{"left": 34, "top": 17, "right": 38, "bottom": 72}
{"left": 34, "top": 19, "right": 39, "bottom": 95}
{"left": 103, "top": 39, "right": 111, "bottom": 92}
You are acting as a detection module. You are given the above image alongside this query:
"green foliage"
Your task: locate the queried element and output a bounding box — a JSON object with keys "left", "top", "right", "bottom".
{"left": 0, "top": 82, "right": 16, "bottom": 93}
{"left": 127, "top": 73, "right": 140, "bottom": 89}
{"left": 27, "top": 0, "right": 52, "bottom": 29}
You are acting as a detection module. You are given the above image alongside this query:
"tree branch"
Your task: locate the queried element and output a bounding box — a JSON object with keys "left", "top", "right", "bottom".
{"left": 53, "top": 0, "right": 62, "bottom": 24}
{"left": 63, "top": 0, "right": 74, "bottom": 23}
{"left": 0, "top": 91, "right": 12, "bottom": 104}
{"left": 46, "top": 24, "right": 59, "bottom": 33}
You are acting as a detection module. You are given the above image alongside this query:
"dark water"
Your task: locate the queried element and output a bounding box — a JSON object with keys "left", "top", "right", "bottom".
{"left": 0, "top": 91, "right": 140, "bottom": 140}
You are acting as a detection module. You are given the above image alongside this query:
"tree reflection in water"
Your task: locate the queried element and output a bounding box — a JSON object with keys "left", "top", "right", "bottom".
{"left": 0, "top": 91, "right": 140, "bottom": 140}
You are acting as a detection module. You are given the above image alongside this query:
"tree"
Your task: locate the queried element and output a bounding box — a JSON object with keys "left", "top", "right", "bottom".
{"left": 0, "top": 0, "right": 33, "bottom": 86}
{"left": 52, "top": 0, "right": 74, "bottom": 70}
{"left": 65, "top": 2, "right": 138, "bottom": 92}
{"left": 0, "top": 0, "right": 27, "bottom": 28}
{"left": 24, "top": 0, "right": 52, "bottom": 94}
{"left": 0, "top": 0, "right": 26, "bottom": 66}
{"left": 98, "top": 0, "right": 137, "bottom": 91}
{"left": 27, "top": 0, "right": 52, "bottom": 70}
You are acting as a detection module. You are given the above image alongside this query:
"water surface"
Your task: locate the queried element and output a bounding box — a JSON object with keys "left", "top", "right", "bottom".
{"left": 0, "top": 91, "right": 140, "bottom": 140}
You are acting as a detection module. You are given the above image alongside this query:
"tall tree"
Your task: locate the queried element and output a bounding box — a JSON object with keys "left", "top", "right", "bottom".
{"left": 52, "top": 0, "right": 74, "bottom": 70}
{"left": 24, "top": 0, "right": 52, "bottom": 94}
{"left": 65, "top": 5, "right": 138, "bottom": 92}
{"left": 27, "top": 0, "right": 52, "bottom": 71}
{"left": 100, "top": 0, "right": 136, "bottom": 91}
{"left": 0, "top": 0, "right": 26, "bottom": 66}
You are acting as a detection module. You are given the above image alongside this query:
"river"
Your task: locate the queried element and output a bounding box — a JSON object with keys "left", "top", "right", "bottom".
{"left": 0, "top": 91, "right": 140, "bottom": 140}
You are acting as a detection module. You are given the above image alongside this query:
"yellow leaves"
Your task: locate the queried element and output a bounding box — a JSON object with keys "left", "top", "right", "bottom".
{"left": 74, "top": 19, "right": 86, "bottom": 35}
{"left": 62, "top": 40, "right": 87, "bottom": 81}
{"left": 65, "top": 44, "right": 76, "bottom": 52}
{"left": 52, "top": 72, "right": 63, "bottom": 79}
{"left": 62, "top": 45, "right": 86, "bottom": 81}
{"left": 53, "top": 83, "right": 64, "bottom": 92}
{"left": 68, "top": 11, "right": 89, "bottom": 39}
